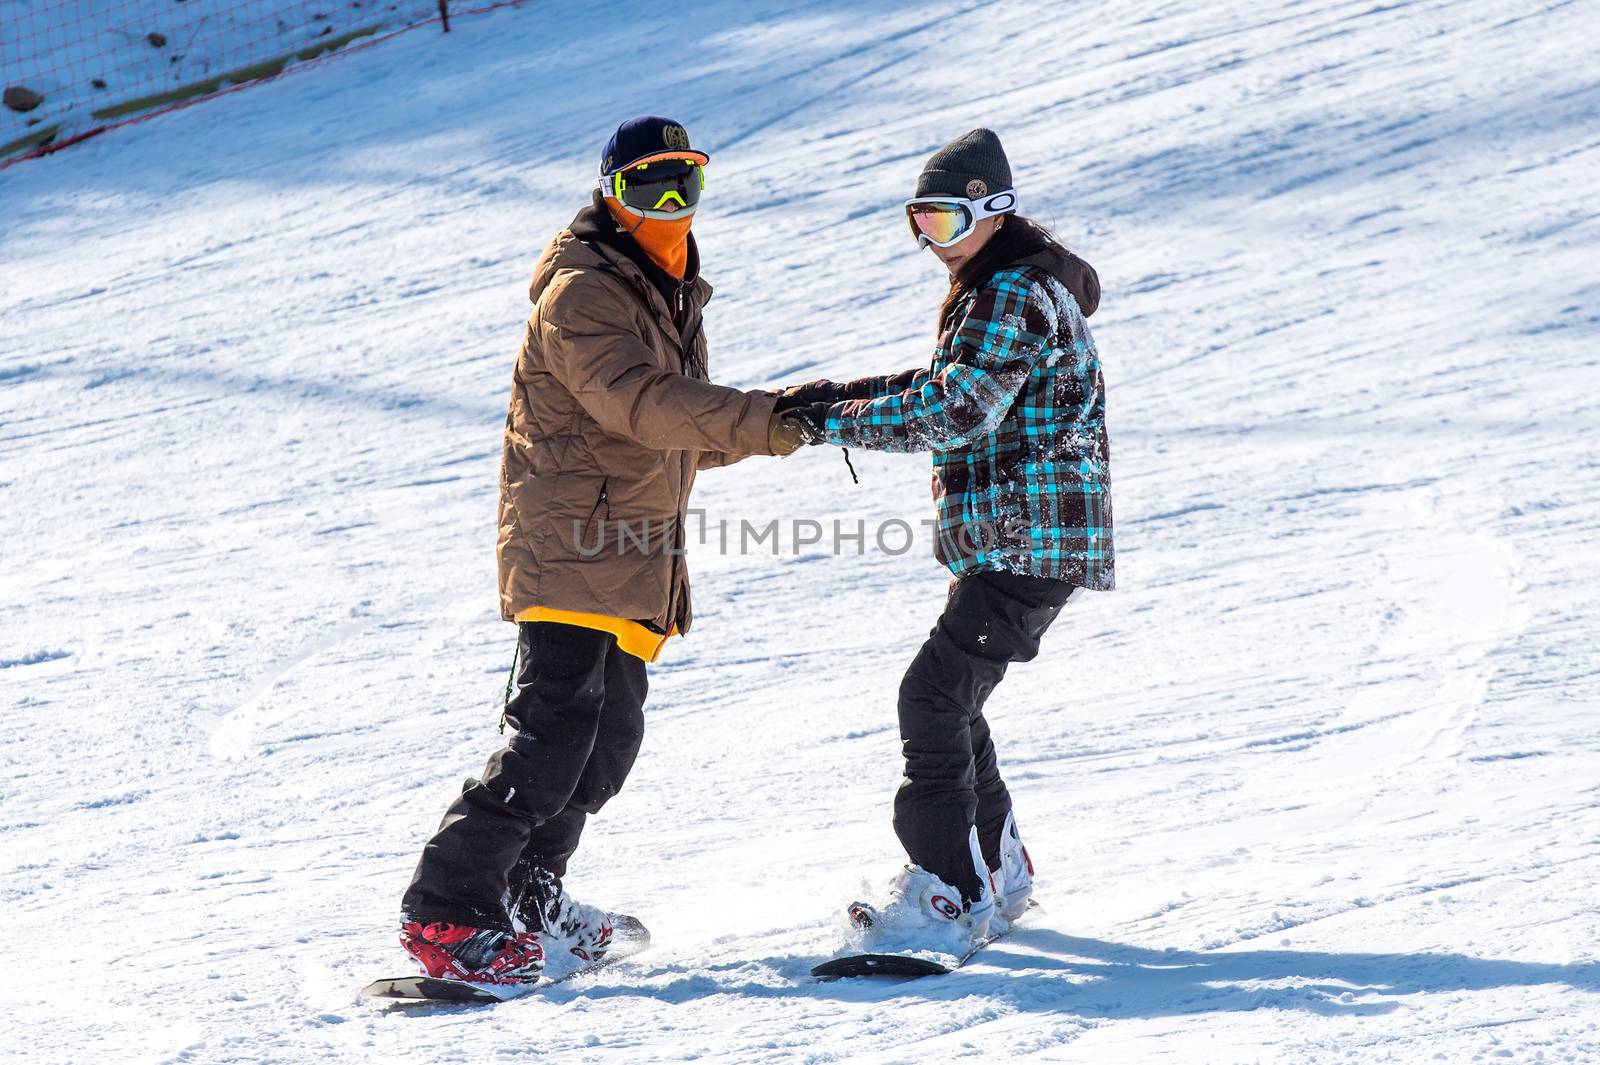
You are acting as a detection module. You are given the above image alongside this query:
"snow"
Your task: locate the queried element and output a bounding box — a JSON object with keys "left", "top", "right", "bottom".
{"left": 2, "top": 0, "right": 1598, "bottom": 1062}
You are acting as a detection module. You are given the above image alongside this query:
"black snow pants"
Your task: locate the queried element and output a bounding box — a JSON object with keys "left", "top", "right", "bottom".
{"left": 401, "top": 621, "right": 647, "bottom": 928}
{"left": 894, "top": 570, "right": 1078, "bottom": 903}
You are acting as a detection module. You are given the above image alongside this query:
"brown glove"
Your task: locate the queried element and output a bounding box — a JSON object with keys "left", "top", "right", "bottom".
{"left": 769, "top": 406, "right": 830, "bottom": 456}
{"left": 768, "top": 410, "right": 809, "bottom": 456}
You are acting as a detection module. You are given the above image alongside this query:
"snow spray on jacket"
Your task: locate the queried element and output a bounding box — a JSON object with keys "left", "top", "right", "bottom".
{"left": 822, "top": 251, "right": 1114, "bottom": 589}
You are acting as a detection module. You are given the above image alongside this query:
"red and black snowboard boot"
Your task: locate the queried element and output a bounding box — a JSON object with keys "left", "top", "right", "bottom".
{"left": 399, "top": 920, "right": 546, "bottom": 986}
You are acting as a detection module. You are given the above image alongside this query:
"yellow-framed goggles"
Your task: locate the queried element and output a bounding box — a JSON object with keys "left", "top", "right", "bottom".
{"left": 599, "top": 157, "right": 705, "bottom": 219}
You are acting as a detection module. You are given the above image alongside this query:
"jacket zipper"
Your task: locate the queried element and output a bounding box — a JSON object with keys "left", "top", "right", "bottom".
{"left": 660, "top": 281, "right": 696, "bottom": 632}
{"left": 661, "top": 503, "right": 686, "bottom": 635}
{"left": 589, "top": 259, "right": 697, "bottom": 634}
{"left": 675, "top": 285, "right": 689, "bottom": 374}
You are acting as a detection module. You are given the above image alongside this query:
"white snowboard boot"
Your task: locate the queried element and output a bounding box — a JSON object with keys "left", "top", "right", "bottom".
{"left": 846, "top": 827, "right": 996, "bottom": 955}
{"left": 513, "top": 868, "right": 614, "bottom": 964}
{"left": 992, "top": 811, "right": 1034, "bottom": 923}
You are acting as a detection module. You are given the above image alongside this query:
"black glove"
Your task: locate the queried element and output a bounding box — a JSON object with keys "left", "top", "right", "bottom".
{"left": 774, "top": 379, "right": 849, "bottom": 412}
{"left": 783, "top": 402, "right": 830, "bottom": 445}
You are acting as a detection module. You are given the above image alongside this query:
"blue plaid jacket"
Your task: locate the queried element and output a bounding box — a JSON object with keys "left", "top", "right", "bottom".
{"left": 823, "top": 258, "right": 1114, "bottom": 588}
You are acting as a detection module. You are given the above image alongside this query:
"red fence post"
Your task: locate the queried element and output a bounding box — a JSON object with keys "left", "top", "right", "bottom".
{"left": 439, "top": 2, "right": 452, "bottom": 33}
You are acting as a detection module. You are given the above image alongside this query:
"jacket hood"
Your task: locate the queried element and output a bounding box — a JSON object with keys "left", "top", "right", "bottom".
{"left": 1014, "top": 242, "right": 1100, "bottom": 318}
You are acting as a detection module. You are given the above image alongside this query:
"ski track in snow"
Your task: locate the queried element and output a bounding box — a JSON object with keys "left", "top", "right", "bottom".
{"left": 3, "top": 0, "right": 1599, "bottom": 1062}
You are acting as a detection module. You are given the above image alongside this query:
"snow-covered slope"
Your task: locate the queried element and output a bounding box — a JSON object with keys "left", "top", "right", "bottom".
{"left": 0, "top": 0, "right": 443, "bottom": 149}
{"left": 3, "top": 1, "right": 1598, "bottom": 1061}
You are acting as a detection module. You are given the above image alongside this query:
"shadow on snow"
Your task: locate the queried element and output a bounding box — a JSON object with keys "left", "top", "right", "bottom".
{"left": 474, "top": 929, "right": 1600, "bottom": 1022}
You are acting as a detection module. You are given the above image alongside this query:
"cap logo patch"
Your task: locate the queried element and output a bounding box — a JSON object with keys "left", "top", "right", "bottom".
{"left": 663, "top": 124, "right": 690, "bottom": 150}
{"left": 966, "top": 178, "right": 988, "bottom": 198}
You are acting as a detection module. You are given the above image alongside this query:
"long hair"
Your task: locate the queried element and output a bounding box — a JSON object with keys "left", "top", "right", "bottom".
{"left": 937, "top": 214, "right": 1061, "bottom": 332}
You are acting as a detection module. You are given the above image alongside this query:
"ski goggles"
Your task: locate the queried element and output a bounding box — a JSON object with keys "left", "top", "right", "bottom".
{"left": 599, "top": 157, "right": 705, "bottom": 219}
{"left": 904, "top": 189, "right": 1018, "bottom": 248}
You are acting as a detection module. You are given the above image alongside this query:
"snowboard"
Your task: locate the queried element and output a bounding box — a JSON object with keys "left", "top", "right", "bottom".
{"left": 810, "top": 900, "right": 1037, "bottom": 980}
{"left": 362, "top": 914, "right": 650, "bottom": 1003}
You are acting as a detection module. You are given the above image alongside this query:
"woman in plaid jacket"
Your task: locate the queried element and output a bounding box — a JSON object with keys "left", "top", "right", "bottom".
{"left": 778, "top": 129, "right": 1113, "bottom": 951}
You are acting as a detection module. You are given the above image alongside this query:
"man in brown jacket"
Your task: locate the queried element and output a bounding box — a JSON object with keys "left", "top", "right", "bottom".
{"left": 397, "top": 116, "right": 806, "bottom": 989}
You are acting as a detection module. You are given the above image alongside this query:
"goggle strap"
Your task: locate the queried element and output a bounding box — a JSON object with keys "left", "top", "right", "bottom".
{"left": 904, "top": 189, "right": 1019, "bottom": 220}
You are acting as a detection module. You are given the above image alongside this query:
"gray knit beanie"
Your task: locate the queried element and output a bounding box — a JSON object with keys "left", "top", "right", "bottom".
{"left": 915, "top": 128, "right": 1013, "bottom": 199}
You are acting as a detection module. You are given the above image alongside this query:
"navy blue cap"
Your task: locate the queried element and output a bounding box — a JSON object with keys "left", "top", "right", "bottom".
{"left": 600, "top": 116, "right": 710, "bottom": 175}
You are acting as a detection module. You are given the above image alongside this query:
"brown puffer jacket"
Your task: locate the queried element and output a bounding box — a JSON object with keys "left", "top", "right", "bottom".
{"left": 496, "top": 199, "right": 777, "bottom": 633}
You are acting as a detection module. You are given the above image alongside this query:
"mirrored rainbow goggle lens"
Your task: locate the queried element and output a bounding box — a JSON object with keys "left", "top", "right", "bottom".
{"left": 907, "top": 202, "right": 973, "bottom": 245}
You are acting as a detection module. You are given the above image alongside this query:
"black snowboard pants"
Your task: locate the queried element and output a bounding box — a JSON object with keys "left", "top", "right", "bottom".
{"left": 401, "top": 621, "right": 647, "bottom": 928}
{"left": 894, "top": 570, "right": 1078, "bottom": 903}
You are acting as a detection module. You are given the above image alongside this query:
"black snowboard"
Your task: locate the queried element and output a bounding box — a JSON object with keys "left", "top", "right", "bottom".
{"left": 363, "top": 914, "right": 650, "bottom": 1003}
{"left": 811, "top": 900, "right": 1037, "bottom": 980}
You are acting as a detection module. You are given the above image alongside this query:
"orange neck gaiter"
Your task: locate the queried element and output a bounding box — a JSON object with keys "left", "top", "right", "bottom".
{"left": 605, "top": 198, "right": 692, "bottom": 280}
